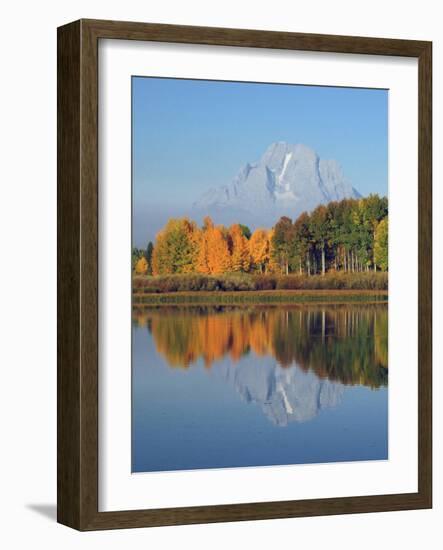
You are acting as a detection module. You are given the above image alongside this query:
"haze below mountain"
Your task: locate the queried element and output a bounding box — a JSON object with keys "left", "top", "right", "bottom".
{"left": 134, "top": 141, "right": 363, "bottom": 245}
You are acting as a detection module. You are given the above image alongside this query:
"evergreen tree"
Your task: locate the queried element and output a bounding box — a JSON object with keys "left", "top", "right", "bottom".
{"left": 239, "top": 224, "right": 252, "bottom": 240}
{"left": 132, "top": 247, "right": 143, "bottom": 271}
{"left": 145, "top": 241, "right": 154, "bottom": 275}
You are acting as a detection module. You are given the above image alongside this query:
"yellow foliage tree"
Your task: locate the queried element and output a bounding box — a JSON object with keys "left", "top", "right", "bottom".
{"left": 152, "top": 228, "right": 170, "bottom": 276}
{"left": 249, "top": 228, "right": 271, "bottom": 273}
{"left": 374, "top": 217, "right": 388, "bottom": 271}
{"left": 181, "top": 218, "right": 200, "bottom": 274}
{"left": 151, "top": 218, "right": 199, "bottom": 275}
{"left": 135, "top": 256, "right": 148, "bottom": 275}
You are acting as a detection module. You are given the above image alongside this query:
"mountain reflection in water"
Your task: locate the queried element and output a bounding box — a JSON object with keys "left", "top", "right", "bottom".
{"left": 132, "top": 304, "right": 388, "bottom": 471}
{"left": 212, "top": 357, "right": 345, "bottom": 426}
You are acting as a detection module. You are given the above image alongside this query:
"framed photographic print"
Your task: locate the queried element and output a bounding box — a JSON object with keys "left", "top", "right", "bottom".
{"left": 57, "top": 19, "right": 432, "bottom": 530}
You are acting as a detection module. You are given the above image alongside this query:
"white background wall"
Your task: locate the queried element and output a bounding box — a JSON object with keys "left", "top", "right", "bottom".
{"left": 0, "top": 0, "right": 441, "bottom": 547}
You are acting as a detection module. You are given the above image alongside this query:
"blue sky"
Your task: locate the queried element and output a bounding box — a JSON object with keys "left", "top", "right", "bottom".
{"left": 132, "top": 76, "right": 388, "bottom": 247}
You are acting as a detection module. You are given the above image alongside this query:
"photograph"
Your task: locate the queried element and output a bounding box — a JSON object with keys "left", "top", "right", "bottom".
{"left": 131, "top": 76, "right": 389, "bottom": 473}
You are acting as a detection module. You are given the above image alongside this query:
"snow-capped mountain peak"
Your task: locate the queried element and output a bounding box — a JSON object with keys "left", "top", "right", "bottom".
{"left": 192, "top": 141, "right": 360, "bottom": 228}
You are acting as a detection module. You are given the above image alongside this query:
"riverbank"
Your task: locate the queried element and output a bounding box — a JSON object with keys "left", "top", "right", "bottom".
{"left": 133, "top": 289, "right": 388, "bottom": 305}
{"left": 133, "top": 271, "right": 388, "bottom": 294}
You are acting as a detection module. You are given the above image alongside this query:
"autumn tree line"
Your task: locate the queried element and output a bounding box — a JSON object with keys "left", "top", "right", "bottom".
{"left": 133, "top": 195, "right": 388, "bottom": 278}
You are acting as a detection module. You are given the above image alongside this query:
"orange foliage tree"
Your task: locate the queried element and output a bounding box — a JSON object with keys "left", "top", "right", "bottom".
{"left": 228, "top": 224, "right": 251, "bottom": 272}
{"left": 207, "top": 224, "right": 231, "bottom": 274}
{"left": 195, "top": 216, "right": 212, "bottom": 274}
{"left": 193, "top": 216, "right": 231, "bottom": 274}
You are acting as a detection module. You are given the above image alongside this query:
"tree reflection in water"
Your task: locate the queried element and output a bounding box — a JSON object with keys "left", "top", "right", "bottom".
{"left": 133, "top": 304, "right": 388, "bottom": 389}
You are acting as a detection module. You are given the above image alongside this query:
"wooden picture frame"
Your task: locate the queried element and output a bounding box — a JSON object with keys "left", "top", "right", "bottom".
{"left": 57, "top": 18, "right": 432, "bottom": 530}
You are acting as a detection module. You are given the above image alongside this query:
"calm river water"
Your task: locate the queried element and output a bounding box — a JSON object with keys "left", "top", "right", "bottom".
{"left": 132, "top": 303, "right": 388, "bottom": 472}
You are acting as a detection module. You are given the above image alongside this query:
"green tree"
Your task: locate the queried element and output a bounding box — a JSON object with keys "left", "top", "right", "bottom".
{"left": 292, "top": 212, "right": 311, "bottom": 274}
{"left": 342, "top": 198, "right": 360, "bottom": 272}
{"left": 132, "top": 247, "right": 143, "bottom": 271}
{"left": 309, "top": 205, "right": 329, "bottom": 275}
{"left": 352, "top": 202, "right": 373, "bottom": 272}
{"left": 271, "top": 217, "right": 294, "bottom": 275}
{"left": 238, "top": 224, "right": 252, "bottom": 240}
